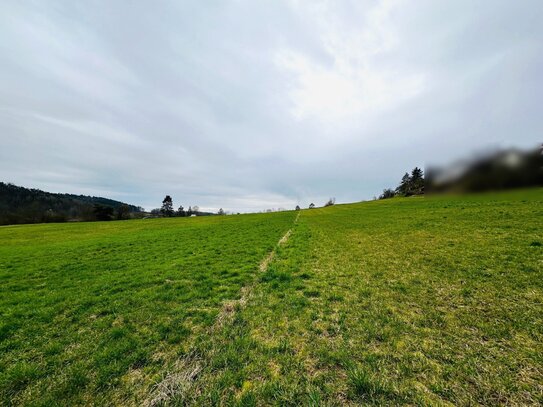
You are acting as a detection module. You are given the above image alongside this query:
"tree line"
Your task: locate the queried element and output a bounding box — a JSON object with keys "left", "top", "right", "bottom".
{"left": 149, "top": 195, "right": 220, "bottom": 217}
{"left": 0, "top": 182, "right": 143, "bottom": 225}
{"left": 379, "top": 167, "right": 424, "bottom": 199}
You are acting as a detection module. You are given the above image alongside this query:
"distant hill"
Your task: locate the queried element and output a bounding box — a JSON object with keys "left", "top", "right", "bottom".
{"left": 0, "top": 182, "right": 144, "bottom": 225}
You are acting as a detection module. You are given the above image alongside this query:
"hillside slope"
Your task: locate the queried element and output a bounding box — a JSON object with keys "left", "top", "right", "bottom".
{"left": 1, "top": 189, "right": 542, "bottom": 405}
{"left": 0, "top": 182, "right": 143, "bottom": 225}
{"left": 180, "top": 189, "right": 543, "bottom": 405}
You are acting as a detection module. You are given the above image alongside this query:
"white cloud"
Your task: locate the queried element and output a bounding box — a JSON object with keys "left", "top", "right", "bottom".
{"left": 276, "top": 0, "right": 426, "bottom": 122}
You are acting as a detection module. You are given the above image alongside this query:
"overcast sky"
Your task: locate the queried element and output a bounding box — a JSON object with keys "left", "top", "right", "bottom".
{"left": 1, "top": 0, "right": 541, "bottom": 211}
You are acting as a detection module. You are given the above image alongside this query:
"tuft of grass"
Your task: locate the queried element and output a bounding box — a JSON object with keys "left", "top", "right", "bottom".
{"left": 347, "top": 367, "right": 395, "bottom": 401}
{"left": 303, "top": 289, "right": 320, "bottom": 298}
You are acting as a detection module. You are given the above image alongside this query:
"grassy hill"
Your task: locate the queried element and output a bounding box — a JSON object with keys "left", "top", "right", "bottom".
{"left": 1, "top": 189, "right": 542, "bottom": 405}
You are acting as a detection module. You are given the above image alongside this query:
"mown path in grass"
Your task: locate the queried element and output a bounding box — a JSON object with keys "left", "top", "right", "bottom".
{"left": 0, "top": 211, "right": 296, "bottom": 405}
{"left": 177, "top": 189, "right": 543, "bottom": 406}
{"left": 145, "top": 211, "right": 301, "bottom": 406}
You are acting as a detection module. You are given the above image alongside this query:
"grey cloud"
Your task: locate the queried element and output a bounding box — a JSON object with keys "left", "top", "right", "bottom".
{"left": 1, "top": 0, "right": 541, "bottom": 212}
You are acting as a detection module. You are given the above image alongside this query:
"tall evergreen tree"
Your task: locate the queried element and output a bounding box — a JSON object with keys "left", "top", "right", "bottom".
{"left": 410, "top": 167, "right": 424, "bottom": 195}
{"left": 177, "top": 205, "right": 185, "bottom": 217}
{"left": 161, "top": 195, "right": 174, "bottom": 217}
{"left": 396, "top": 172, "right": 411, "bottom": 196}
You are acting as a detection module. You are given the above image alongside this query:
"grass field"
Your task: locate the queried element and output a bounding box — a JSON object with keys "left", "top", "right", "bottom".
{"left": 1, "top": 189, "right": 542, "bottom": 405}
{"left": 0, "top": 212, "right": 296, "bottom": 405}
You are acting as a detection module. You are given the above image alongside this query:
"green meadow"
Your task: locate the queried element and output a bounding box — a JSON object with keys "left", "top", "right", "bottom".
{"left": 0, "top": 212, "right": 296, "bottom": 405}
{"left": 1, "top": 189, "right": 542, "bottom": 405}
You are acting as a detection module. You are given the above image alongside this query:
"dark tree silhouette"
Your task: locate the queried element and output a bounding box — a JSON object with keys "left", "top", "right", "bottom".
{"left": 116, "top": 204, "right": 131, "bottom": 220}
{"left": 177, "top": 205, "right": 185, "bottom": 217}
{"left": 94, "top": 204, "right": 114, "bottom": 221}
{"left": 396, "top": 172, "right": 411, "bottom": 196}
{"left": 410, "top": 167, "right": 424, "bottom": 195}
{"left": 309, "top": 203, "right": 315, "bottom": 209}
{"left": 218, "top": 208, "right": 225, "bottom": 215}
{"left": 161, "top": 195, "right": 174, "bottom": 217}
{"left": 295, "top": 205, "right": 301, "bottom": 211}
{"left": 379, "top": 188, "right": 396, "bottom": 199}
{"left": 324, "top": 197, "right": 336, "bottom": 207}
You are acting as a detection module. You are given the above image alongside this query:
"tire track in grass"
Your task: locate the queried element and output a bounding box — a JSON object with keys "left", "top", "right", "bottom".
{"left": 145, "top": 211, "right": 301, "bottom": 406}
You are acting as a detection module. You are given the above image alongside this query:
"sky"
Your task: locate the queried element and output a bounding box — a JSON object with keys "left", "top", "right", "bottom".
{"left": 1, "top": 0, "right": 542, "bottom": 212}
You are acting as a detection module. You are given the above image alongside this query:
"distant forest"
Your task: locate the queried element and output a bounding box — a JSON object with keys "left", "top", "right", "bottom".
{"left": 0, "top": 182, "right": 143, "bottom": 225}
{"left": 379, "top": 167, "right": 424, "bottom": 199}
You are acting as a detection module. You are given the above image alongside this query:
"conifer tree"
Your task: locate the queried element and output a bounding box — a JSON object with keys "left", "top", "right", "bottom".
{"left": 161, "top": 195, "right": 174, "bottom": 216}
{"left": 396, "top": 172, "right": 411, "bottom": 196}
{"left": 410, "top": 167, "right": 424, "bottom": 195}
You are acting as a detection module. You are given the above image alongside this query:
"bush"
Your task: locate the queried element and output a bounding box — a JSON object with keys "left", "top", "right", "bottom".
{"left": 324, "top": 198, "right": 336, "bottom": 207}
{"left": 379, "top": 189, "right": 396, "bottom": 200}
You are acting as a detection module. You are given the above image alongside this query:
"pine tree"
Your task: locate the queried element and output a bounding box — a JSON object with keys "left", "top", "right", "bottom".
{"left": 161, "top": 195, "right": 174, "bottom": 217}
{"left": 396, "top": 172, "right": 411, "bottom": 196}
{"left": 177, "top": 205, "right": 185, "bottom": 217}
{"left": 410, "top": 167, "right": 424, "bottom": 195}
